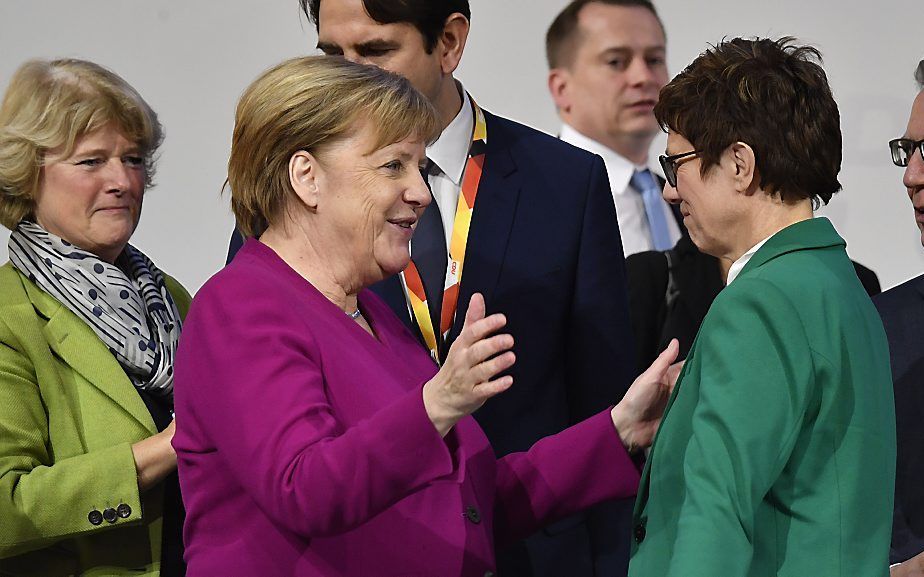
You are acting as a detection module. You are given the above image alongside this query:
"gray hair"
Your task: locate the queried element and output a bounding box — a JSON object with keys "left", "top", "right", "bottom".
{"left": 916, "top": 59, "right": 924, "bottom": 89}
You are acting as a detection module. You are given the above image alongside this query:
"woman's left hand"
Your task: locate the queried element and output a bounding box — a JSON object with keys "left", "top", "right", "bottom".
{"left": 610, "top": 339, "right": 681, "bottom": 453}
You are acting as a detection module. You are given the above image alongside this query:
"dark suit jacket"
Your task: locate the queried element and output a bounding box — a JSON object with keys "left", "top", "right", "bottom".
{"left": 227, "top": 109, "right": 637, "bottom": 576}
{"left": 875, "top": 273, "right": 924, "bottom": 564}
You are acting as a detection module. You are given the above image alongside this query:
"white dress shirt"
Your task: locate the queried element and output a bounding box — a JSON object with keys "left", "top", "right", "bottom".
{"left": 560, "top": 123, "right": 681, "bottom": 257}
{"left": 725, "top": 235, "right": 772, "bottom": 285}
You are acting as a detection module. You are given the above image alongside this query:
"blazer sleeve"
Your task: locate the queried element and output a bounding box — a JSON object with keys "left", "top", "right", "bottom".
{"left": 491, "top": 409, "right": 640, "bottom": 547}
{"left": 0, "top": 322, "right": 142, "bottom": 558}
{"left": 565, "top": 154, "right": 636, "bottom": 420}
{"left": 175, "top": 286, "right": 460, "bottom": 538}
{"left": 665, "top": 279, "right": 815, "bottom": 576}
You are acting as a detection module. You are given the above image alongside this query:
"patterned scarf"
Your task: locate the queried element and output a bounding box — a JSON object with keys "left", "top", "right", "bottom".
{"left": 9, "top": 221, "right": 182, "bottom": 397}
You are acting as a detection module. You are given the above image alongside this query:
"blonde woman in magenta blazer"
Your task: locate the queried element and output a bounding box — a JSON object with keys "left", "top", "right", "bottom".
{"left": 174, "top": 56, "right": 678, "bottom": 577}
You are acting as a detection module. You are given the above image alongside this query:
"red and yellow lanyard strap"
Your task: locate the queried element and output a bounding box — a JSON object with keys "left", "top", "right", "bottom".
{"left": 404, "top": 97, "right": 487, "bottom": 364}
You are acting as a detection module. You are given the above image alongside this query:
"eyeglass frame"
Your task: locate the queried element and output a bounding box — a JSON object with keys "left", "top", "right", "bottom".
{"left": 658, "top": 150, "right": 699, "bottom": 188}
{"left": 889, "top": 138, "right": 924, "bottom": 167}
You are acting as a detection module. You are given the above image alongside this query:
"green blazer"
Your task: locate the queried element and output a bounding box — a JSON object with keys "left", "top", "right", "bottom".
{"left": 629, "top": 218, "right": 896, "bottom": 577}
{"left": 0, "top": 262, "right": 191, "bottom": 577}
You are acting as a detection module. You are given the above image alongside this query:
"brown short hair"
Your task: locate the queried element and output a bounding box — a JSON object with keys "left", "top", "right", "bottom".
{"left": 301, "top": 0, "right": 471, "bottom": 53}
{"left": 655, "top": 37, "right": 842, "bottom": 206}
{"left": 0, "top": 59, "right": 163, "bottom": 229}
{"left": 228, "top": 56, "right": 440, "bottom": 238}
{"left": 546, "top": 0, "right": 664, "bottom": 69}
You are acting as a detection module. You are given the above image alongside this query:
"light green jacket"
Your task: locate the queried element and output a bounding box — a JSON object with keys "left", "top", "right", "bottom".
{"left": 0, "top": 262, "right": 190, "bottom": 577}
{"left": 629, "top": 218, "right": 896, "bottom": 577}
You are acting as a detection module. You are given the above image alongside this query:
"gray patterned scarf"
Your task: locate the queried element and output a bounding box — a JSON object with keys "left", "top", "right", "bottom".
{"left": 9, "top": 221, "right": 182, "bottom": 397}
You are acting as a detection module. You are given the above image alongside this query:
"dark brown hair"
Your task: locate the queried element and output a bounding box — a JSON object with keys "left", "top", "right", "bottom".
{"left": 301, "top": 0, "right": 471, "bottom": 53}
{"left": 546, "top": 0, "right": 664, "bottom": 69}
{"left": 655, "top": 37, "right": 842, "bottom": 206}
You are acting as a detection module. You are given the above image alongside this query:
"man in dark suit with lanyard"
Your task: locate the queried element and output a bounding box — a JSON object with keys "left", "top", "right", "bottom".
{"left": 876, "top": 59, "right": 924, "bottom": 577}
{"left": 227, "top": 1, "right": 637, "bottom": 575}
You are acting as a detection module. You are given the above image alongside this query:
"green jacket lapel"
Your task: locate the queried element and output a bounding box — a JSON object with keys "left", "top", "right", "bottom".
{"left": 22, "top": 277, "right": 157, "bottom": 435}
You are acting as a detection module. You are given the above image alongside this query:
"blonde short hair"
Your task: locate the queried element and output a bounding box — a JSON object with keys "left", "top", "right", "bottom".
{"left": 0, "top": 58, "right": 163, "bottom": 230}
{"left": 228, "top": 56, "right": 440, "bottom": 238}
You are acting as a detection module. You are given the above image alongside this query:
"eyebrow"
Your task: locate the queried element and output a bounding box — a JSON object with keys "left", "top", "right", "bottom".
{"left": 317, "top": 38, "right": 399, "bottom": 54}
{"left": 316, "top": 41, "right": 341, "bottom": 53}
{"left": 600, "top": 45, "right": 665, "bottom": 56}
{"left": 70, "top": 146, "right": 142, "bottom": 159}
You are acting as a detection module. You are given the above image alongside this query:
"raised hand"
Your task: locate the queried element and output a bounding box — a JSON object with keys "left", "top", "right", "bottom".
{"left": 422, "top": 293, "right": 516, "bottom": 437}
{"left": 611, "top": 339, "right": 680, "bottom": 453}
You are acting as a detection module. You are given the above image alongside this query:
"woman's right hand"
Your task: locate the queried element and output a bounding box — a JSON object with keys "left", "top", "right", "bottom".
{"left": 423, "top": 293, "right": 515, "bottom": 437}
{"left": 131, "top": 419, "right": 178, "bottom": 492}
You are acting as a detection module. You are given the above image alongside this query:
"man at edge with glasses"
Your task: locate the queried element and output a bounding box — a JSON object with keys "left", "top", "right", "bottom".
{"left": 876, "top": 58, "right": 924, "bottom": 577}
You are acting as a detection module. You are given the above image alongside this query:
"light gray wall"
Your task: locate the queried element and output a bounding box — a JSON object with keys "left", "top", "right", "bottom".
{"left": 0, "top": 0, "right": 920, "bottom": 292}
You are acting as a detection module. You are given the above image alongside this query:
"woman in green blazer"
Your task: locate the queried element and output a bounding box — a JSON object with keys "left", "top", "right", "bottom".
{"left": 629, "top": 38, "right": 896, "bottom": 576}
{"left": 0, "top": 59, "right": 190, "bottom": 576}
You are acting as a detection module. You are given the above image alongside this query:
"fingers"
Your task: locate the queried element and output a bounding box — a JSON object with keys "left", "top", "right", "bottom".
{"left": 475, "top": 350, "right": 516, "bottom": 382}
{"left": 469, "top": 333, "right": 514, "bottom": 366}
{"left": 642, "top": 338, "right": 680, "bottom": 379}
{"left": 463, "top": 292, "right": 486, "bottom": 327}
{"left": 473, "top": 374, "right": 514, "bottom": 400}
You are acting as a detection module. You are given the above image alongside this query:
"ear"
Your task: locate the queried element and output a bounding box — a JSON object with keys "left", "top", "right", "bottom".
{"left": 728, "top": 142, "right": 759, "bottom": 195}
{"left": 289, "top": 150, "right": 322, "bottom": 210}
{"left": 548, "top": 68, "right": 572, "bottom": 113}
{"left": 436, "top": 13, "right": 470, "bottom": 75}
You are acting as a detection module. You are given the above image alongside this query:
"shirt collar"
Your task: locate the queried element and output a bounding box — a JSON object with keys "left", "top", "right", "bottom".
{"left": 726, "top": 234, "right": 774, "bottom": 286}
{"left": 559, "top": 123, "right": 640, "bottom": 195}
{"left": 426, "top": 84, "right": 473, "bottom": 185}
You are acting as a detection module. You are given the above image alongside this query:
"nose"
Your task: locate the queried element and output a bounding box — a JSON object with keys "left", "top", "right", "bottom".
{"left": 105, "top": 159, "right": 132, "bottom": 194}
{"left": 905, "top": 149, "right": 924, "bottom": 197}
{"left": 627, "top": 56, "right": 656, "bottom": 87}
{"left": 662, "top": 180, "right": 680, "bottom": 204}
{"left": 406, "top": 168, "right": 432, "bottom": 208}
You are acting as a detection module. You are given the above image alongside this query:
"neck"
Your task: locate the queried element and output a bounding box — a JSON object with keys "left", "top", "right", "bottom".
{"left": 434, "top": 77, "right": 464, "bottom": 133}
{"left": 727, "top": 196, "right": 813, "bottom": 262}
{"left": 563, "top": 119, "right": 654, "bottom": 165}
{"left": 259, "top": 223, "right": 360, "bottom": 314}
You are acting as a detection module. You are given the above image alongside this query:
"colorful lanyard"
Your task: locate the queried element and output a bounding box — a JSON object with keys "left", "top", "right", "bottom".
{"left": 403, "top": 97, "right": 487, "bottom": 364}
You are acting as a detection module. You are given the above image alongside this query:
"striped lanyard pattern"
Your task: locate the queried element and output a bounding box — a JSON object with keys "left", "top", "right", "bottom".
{"left": 404, "top": 97, "right": 487, "bottom": 364}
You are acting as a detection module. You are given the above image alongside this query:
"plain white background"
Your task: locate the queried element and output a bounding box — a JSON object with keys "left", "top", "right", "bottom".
{"left": 0, "top": 1, "right": 920, "bottom": 292}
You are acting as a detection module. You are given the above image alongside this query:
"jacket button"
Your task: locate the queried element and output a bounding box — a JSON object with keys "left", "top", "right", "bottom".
{"left": 634, "top": 523, "right": 646, "bottom": 543}
{"left": 88, "top": 510, "right": 103, "bottom": 526}
{"left": 464, "top": 505, "right": 481, "bottom": 524}
{"left": 102, "top": 507, "right": 118, "bottom": 524}
{"left": 117, "top": 503, "right": 132, "bottom": 518}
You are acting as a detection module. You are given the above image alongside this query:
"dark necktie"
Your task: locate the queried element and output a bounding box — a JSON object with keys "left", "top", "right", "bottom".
{"left": 410, "top": 160, "right": 447, "bottom": 336}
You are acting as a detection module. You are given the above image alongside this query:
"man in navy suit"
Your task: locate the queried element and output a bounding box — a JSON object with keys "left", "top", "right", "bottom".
{"left": 227, "top": 1, "right": 637, "bottom": 575}
{"left": 876, "top": 59, "right": 924, "bottom": 577}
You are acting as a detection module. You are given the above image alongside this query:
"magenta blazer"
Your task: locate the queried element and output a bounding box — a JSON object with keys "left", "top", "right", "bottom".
{"left": 173, "top": 240, "right": 640, "bottom": 576}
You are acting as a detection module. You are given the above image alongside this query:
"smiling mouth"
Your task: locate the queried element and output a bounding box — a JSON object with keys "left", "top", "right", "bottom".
{"left": 387, "top": 217, "right": 417, "bottom": 230}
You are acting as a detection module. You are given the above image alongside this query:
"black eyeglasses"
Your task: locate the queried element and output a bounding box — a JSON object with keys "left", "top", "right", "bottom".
{"left": 889, "top": 138, "right": 924, "bottom": 167}
{"left": 659, "top": 150, "right": 699, "bottom": 188}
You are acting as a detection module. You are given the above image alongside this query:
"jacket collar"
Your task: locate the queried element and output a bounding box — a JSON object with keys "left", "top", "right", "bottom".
{"left": 738, "top": 217, "right": 845, "bottom": 280}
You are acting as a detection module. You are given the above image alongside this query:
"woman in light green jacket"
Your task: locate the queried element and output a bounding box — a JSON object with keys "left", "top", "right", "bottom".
{"left": 0, "top": 58, "right": 189, "bottom": 576}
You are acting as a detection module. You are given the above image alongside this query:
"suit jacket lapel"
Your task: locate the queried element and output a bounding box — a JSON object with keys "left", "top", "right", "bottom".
{"left": 369, "top": 276, "right": 415, "bottom": 333}
{"left": 24, "top": 280, "right": 157, "bottom": 434}
{"left": 448, "top": 110, "right": 521, "bottom": 343}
